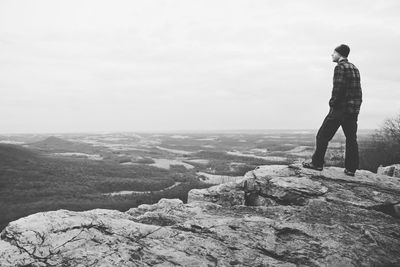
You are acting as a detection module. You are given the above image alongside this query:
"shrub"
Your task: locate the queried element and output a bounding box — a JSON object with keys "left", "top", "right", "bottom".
{"left": 359, "top": 113, "right": 400, "bottom": 172}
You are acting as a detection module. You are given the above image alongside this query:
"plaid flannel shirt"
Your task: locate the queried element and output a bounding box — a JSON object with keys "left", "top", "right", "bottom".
{"left": 329, "top": 58, "right": 362, "bottom": 114}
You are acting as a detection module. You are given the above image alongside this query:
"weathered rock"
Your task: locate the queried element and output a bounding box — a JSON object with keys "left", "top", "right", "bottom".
{"left": 0, "top": 209, "right": 161, "bottom": 266}
{"left": 377, "top": 164, "right": 400, "bottom": 178}
{"left": 190, "top": 164, "right": 400, "bottom": 211}
{"left": 188, "top": 182, "right": 245, "bottom": 206}
{"left": 1, "top": 165, "right": 400, "bottom": 266}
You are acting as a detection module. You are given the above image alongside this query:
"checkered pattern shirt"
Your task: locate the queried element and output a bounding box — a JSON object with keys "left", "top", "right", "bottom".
{"left": 329, "top": 58, "right": 362, "bottom": 114}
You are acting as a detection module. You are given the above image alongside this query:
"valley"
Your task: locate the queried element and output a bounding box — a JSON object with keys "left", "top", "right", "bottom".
{"left": 0, "top": 130, "right": 373, "bottom": 231}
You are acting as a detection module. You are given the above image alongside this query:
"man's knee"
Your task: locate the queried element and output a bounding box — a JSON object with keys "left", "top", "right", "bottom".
{"left": 317, "top": 127, "right": 337, "bottom": 142}
{"left": 344, "top": 129, "right": 358, "bottom": 142}
{"left": 317, "top": 133, "right": 333, "bottom": 143}
{"left": 346, "top": 137, "right": 358, "bottom": 145}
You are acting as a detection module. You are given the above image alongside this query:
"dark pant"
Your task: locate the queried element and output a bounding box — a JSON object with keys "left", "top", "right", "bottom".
{"left": 312, "top": 108, "right": 359, "bottom": 171}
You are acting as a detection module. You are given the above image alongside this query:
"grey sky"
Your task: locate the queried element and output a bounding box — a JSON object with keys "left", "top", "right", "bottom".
{"left": 1, "top": 0, "right": 399, "bottom": 133}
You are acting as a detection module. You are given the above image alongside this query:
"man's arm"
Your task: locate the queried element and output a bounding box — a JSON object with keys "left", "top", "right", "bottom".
{"left": 329, "top": 65, "right": 346, "bottom": 108}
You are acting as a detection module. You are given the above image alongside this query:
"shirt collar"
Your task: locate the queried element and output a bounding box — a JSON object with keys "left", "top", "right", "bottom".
{"left": 338, "top": 58, "right": 348, "bottom": 63}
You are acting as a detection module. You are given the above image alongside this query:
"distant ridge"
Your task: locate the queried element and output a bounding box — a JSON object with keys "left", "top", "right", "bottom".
{"left": 28, "top": 136, "right": 96, "bottom": 153}
{"left": 0, "top": 144, "right": 38, "bottom": 164}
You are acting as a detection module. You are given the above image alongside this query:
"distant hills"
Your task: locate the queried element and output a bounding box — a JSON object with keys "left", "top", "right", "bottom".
{"left": 0, "top": 143, "right": 39, "bottom": 165}
{"left": 27, "top": 136, "right": 98, "bottom": 153}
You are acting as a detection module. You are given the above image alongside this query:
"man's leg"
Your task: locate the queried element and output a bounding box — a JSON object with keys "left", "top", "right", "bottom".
{"left": 341, "top": 114, "right": 359, "bottom": 172}
{"left": 312, "top": 113, "right": 341, "bottom": 167}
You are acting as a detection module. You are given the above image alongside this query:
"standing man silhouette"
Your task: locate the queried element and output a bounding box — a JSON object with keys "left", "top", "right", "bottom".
{"left": 303, "top": 44, "right": 362, "bottom": 176}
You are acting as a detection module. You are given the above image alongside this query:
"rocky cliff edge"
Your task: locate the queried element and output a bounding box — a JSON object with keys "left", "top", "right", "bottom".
{"left": 1, "top": 164, "right": 400, "bottom": 267}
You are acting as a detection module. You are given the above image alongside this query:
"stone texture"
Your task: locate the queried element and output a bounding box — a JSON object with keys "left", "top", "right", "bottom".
{"left": 377, "top": 164, "right": 400, "bottom": 178}
{"left": 187, "top": 182, "right": 245, "bottom": 206}
{"left": 1, "top": 164, "right": 400, "bottom": 266}
{"left": 190, "top": 164, "right": 400, "bottom": 211}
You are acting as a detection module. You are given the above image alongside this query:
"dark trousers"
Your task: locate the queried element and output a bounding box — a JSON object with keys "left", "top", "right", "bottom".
{"left": 312, "top": 108, "right": 359, "bottom": 171}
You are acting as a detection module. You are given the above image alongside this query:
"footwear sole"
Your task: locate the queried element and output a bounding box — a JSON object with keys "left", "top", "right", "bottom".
{"left": 302, "top": 163, "right": 323, "bottom": 171}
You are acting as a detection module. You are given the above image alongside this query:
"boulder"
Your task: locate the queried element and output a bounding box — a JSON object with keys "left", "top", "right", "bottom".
{"left": 377, "top": 164, "right": 400, "bottom": 178}
{"left": 1, "top": 164, "right": 400, "bottom": 266}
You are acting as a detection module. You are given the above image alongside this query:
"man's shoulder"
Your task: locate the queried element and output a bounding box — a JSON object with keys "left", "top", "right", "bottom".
{"left": 338, "top": 60, "right": 359, "bottom": 70}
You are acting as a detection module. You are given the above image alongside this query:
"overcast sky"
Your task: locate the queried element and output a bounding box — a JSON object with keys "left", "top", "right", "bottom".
{"left": 1, "top": 0, "right": 399, "bottom": 133}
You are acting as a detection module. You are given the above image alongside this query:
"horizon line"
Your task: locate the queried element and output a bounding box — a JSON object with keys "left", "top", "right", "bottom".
{"left": 0, "top": 128, "right": 377, "bottom": 135}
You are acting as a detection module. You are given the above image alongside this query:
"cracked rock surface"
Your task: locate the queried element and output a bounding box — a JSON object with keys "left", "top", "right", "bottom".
{"left": 1, "top": 164, "right": 400, "bottom": 266}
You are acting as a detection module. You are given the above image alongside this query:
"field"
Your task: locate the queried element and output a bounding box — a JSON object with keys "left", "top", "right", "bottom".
{"left": 0, "top": 130, "right": 374, "bottom": 230}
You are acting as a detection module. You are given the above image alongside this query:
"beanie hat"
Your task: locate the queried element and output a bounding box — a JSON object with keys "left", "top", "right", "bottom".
{"left": 335, "top": 44, "right": 350, "bottom": 57}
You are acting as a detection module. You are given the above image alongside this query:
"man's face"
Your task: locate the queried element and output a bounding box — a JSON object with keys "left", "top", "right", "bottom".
{"left": 331, "top": 50, "right": 341, "bottom": 62}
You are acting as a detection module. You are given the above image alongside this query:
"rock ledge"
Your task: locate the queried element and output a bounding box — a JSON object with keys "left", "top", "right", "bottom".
{"left": 1, "top": 164, "right": 400, "bottom": 266}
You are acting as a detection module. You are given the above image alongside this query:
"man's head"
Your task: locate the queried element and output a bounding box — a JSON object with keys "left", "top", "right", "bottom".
{"left": 332, "top": 44, "right": 350, "bottom": 62}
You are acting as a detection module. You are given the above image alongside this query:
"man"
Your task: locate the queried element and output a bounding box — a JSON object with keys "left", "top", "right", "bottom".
{"left": 303, "top": 44, "right": 362, "bottom": 176}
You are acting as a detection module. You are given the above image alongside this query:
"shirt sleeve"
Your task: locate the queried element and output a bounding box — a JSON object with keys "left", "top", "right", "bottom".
{"left": 329, "top": 65, "right": 346, "bottom": 108}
